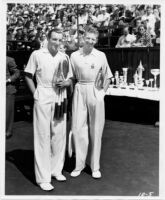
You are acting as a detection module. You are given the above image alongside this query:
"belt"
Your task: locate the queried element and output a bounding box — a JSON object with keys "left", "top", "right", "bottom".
{"left": 78, "top": 80, "right": 95, "bottom": 85}
{"left": 37, "top": 84, "right": 56, "bottom": 88}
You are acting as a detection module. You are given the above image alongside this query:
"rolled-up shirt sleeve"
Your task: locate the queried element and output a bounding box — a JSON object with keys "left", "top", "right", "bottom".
{"left": 24, "top": 51, "right": 38, "bottom": 76}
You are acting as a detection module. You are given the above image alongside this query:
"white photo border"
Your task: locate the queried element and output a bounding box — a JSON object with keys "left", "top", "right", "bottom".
{"left": 1, "top": 0, "right": 165, "bottom": 199}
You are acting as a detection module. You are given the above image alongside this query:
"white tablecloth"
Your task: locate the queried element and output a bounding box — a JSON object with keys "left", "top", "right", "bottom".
{"left": 106, "top": 86, "right": 160, "bottom": 101}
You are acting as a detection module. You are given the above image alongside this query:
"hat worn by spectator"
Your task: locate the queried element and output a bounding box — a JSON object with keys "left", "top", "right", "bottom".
{"left": 24, "top": 11, "right": 29, "bottom": 15}
{"left": 16, "top": 12, "right": 20, "bottom": 16}
{"left": 23, "top": 14, "right": 28, "bottom": 18}
{"left": 35, "top": 10, "right": 39, "bottom": 15}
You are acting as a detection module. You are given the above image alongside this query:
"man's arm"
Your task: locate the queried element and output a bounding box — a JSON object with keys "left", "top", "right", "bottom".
{"left": 115, "top": 36, "right": 122, "bottom": 48}
{"left": 7, "top": 57, "right": 20, "bottom": 82}
{"left": 25, "top": 75, "right": 36, "bottom": 95}
{"left": 103, "top": 78, "right": 111, "bottom": 92}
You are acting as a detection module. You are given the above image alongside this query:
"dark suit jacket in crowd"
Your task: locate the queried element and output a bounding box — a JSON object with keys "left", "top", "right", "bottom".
{"left": 6, "top": 56, "right": 20, "bottom": 95}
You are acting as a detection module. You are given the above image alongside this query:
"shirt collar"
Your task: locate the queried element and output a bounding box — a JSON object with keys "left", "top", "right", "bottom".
{"left": 41, "top": 48, "right": 49, "bottom": 53}
{"left": 42, "top": 47, "right": 60, "bottom": 55}
{"left": 79, "top": 47, "right": 97, "bottom": 56}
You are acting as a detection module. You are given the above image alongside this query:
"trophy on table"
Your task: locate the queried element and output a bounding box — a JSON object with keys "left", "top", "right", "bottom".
{"left": 134, "top": 60, "right": 144, "bottom": 88}
{"left": 114, "top": 71, "right": 119, "bottom": 87}
{"left": 122, "top": 68, "right": 128, "bottom": 86}
{"left": 149, "top": 78, "right": 154, "bottom": 88}
{"left": 145, "top": 80, "right": 149, "bottom": 88}
{"left": 150, "top": 69, "right": 160, "bottom": 89}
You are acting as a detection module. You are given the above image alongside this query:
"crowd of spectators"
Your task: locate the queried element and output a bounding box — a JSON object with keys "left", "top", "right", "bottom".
{"left": 7, "top": 3, "right": 161, "bottom": 50}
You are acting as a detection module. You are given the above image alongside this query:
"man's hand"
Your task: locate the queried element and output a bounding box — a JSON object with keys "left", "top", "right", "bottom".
{"left": 56, "top": 79, "right": 71, "bottom": 89}
{"left": 6, "top": 78, "right": 11, "bottom": 83}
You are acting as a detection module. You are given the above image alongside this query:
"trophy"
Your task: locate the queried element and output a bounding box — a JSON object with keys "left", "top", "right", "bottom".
{"left": 111, "top": 77, "right": 115, "bottom": 85}
{"left": 122, "top": 68, "right": 128, "bottom": 85}
{"left": 115, "top": 71, "right": 119, "bottom": 86}
{"left": 150, "top": 69, "right": 160, "bottom": 89}
{"left": 133, "top": 71, "right": 138, "bottom": 86}
{"left": 145, "top": 80, "right": 149, "bottom": 88}
{"left": 149, "top": 78, "right": 154, "bottom": 88}
{"left": 134, "top": 61, "right": 145, "bottom": 88}
{"left": 137, "top": 61, "right": 144, "bottom": 79}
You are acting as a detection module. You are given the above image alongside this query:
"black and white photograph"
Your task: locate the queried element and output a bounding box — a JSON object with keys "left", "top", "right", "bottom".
{"left": 0, "top": 0, "right": 165, "bottom": 199}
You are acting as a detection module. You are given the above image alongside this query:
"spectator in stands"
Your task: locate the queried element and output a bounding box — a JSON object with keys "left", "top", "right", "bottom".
{"left": 132, "top": 24, "right": 153, "bottom": 47}
{"left": 58, "top": 42, "right": 67, "bottom": 53}
{"left": 39, "top": 32, "right": 48, "bottom": 48}
{"left": 66, "top": 34, "right": 78, "bottom": 51}
{"left": 28, "top": 32, "right": 40, "bottom": 50}
{"left": 92, "top": 6, "right": 101, "bottom": 25}
{"left": 23, "top": 12, "right": 31, "bottom": 29}
{"left": 78, "top": 9, "right": 88, "bottom": 25}
{"left": 141, "top": 6, "right": 156, "bottom": 37}
{"left": 22, "top": 27, "right": 28, "bottom": 41}
{"left": 124, "top": 9, "right": 134, "bottom": 23}
{"left": 116, "top": 26, "right": 136, "bottom": 48}
{"left": 71, "top": 15, "right": 77, "bottom": 29}
{"left": 153, "top": 8, "right": 160, "bottom": 21}
{"left": 132, "top": 18, "right": 142, "bottom": 35}
{"left": 96, "top": 6, "right": 110, "bottom": 27}
{"left": 61, "top": 15, "right": 68, "bottom": 28}
{"left": 7, "top": 27, "right": 14, "bottom": 41}
{"left": 54, "top": 18, "right": 62, "bottom": 28}
{"left": 6, "top": 56, "right": 20, "bottom": 139}
{"left": 6, "top": 3, "right": 160, "bottom": 50}
{"left": 87, "top": 9, "right": 97, "bottom": 25}
{"left": 13, "top": 18, "right": 24, "bottom": 37}
{"left": 155, "top": 19, "right": 160, "bottom": 45}
{"left": 15, "top": 27, "right": 24, "bottom": 40}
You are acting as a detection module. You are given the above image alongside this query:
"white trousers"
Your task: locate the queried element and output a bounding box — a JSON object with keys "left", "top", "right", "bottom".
{"left": 33, "top": 87, "right": 66, "bottom": 184}
{"left": 72, "top": 83, "right": 105, "bottom": 172}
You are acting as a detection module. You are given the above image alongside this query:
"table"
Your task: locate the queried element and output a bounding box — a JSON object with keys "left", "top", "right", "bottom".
{"left": 106, "top": 86, "right": 160, "bottom": 101}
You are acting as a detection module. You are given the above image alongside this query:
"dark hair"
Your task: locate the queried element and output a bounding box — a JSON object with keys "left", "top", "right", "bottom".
{"left": 84, "top": 25, "right": 99, "bottom": 38}
{"left": 138, "top": 24, "right": 147, "bottom": 31}
{"left": 47, "top": 28, "right": 63, "bottom": 39}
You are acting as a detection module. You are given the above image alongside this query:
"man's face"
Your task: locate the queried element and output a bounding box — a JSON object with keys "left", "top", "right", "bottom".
{"left": 102, "top": 9, "right": 106, "bottom": 14}
{"left": 63, "top": 16, "right": 66, "bottom": 22}
{"left": 136, "top": 20, "right": 141, "bottom": 27}
{"left": 123, "top": 27, "right": 129, "bottom": 35}
{"left": 147, "top": 7, "right": 152, "bottom": 15}
{"left": 48, "top": 31, "right": 63, "bottom": 51}
{"left": 18, "top": 20, "right": 23, "bottom": 26}
{"left": 59, "top": 44, "right": 66, "bottom": 53}
{"left": 84, "top": 32, "right": 97, "bottom": 49}
{"left": 139, "top": 26, "right": 145, "bottom": 34}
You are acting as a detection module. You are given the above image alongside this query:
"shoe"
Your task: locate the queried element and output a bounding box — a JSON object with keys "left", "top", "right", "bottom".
{"left": 39, "top": 183, "right": 54, "bottom": 191}
{"left": 53, "top": 174, "right": 66, "bottom": 181}
{"left": 92, "top": 170, "right": 102, "bottom": 179}
{"left": 70, "top": 169, "right": 82, "bottom": 177}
